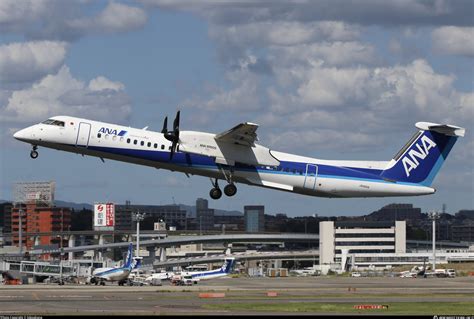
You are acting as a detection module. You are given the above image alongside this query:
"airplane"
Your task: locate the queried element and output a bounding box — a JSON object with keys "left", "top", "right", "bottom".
{"left": 13, "top": 112, "right": 465, "bottom": 200}
{"left": 88, "top": 243, "right": 140, "bottom": 286}
{"left": 173, "top": 258, "right": 236, "bottom": 284}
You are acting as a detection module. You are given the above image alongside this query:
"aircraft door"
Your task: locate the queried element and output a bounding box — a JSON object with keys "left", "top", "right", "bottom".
{"left": 76, "top": 122, "right": 91, "bottom": 147}
{"left": 303, "top": 164, "right": 318, "bottom": 190}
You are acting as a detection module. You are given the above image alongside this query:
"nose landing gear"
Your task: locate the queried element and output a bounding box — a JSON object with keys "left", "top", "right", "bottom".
{"left": 30, "top": 146, "right": 38, "bottom": 159}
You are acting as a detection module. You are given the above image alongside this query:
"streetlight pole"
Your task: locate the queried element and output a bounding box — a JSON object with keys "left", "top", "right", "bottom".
{"left": 133, "top": 211, "right": 145, "bottom": 258}
{"left": 428, "top": 211, "right": 440, "bottom": 271}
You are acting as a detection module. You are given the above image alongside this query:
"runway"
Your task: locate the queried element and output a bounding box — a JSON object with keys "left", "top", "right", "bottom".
{"left": 1, "top": 276, "right": 473, "bottom": 315}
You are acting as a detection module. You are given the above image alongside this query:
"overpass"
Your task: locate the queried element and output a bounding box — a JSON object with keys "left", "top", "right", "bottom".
{"left": 3, "top": 233, "right": 319, "bottom": 256}
{"left": 153, "top": 250, "right": 319, "bottom": 268}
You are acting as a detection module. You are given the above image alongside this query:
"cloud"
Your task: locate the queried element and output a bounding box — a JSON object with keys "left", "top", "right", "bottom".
{"left": 142, "top": 0, "right": 474, "bottom": 27}
{"left": 432, "top": 26, "right": 474, "bottom": 57}
{"left": 0, "top": 41, "right": 67, "bottom": 86}
{"left": 1, "top": 65, "right": 132, "bottom": 124}
{"left": 68, "top": 2, "right": 148, "bottom": 35}
{"left": 1, "top": 0, "right": 148, "bottom": 41}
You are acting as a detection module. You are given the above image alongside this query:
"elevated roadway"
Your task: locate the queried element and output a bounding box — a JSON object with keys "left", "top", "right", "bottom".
{"left": 4, "top": 233, "right": 319, "bottom": 256}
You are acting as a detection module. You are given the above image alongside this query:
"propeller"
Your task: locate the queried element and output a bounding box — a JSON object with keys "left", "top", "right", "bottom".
{"left": 163, "top": 110, "right": 180, "bottom": 160}
{"left": 161, "top": 116, "right": 168, "bottom": 134}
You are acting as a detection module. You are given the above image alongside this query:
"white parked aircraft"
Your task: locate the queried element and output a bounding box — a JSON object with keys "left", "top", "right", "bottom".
{"left": 13, "top": 112, "right": 465, "bottom": 199}
{"left": 175, "top": 258, "right": 236, "bottom": 283}
{"left": 88, "top": 243, "right": 141, "bottom": 286}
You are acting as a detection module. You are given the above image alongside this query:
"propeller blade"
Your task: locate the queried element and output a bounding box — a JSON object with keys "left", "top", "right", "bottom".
{"left": 161, "top": 116, "right": 168, "bottom": 134}
{"left": 173, "top": 110, "right": 180, "bottom": 135}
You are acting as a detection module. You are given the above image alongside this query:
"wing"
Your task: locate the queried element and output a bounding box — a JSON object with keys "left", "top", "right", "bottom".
{"left": 215, "top": 122, "right": 259, "bottom": 146}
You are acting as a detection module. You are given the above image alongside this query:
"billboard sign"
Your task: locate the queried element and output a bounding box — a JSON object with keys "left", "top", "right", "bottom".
{"left": 94, "top": 203, "right": 115, "bottom": 230}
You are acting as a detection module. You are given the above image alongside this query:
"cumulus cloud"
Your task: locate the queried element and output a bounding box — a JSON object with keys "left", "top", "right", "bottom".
{"left": 1, "top": 0, "right": 147, "bottom": 41}
{"left": 1, "top": 65, "right": 131, "bottom": 124}
{"left": 0, "top": 41, "right": 67, "bottom": 86}
{"left": 432, "top": 26, "right": 474, "bottom": 57}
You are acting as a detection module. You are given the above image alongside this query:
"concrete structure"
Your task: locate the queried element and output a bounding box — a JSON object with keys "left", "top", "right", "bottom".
{"left": 115, "top": 203, "right": 187, "bottom": 231}
{"left": 451, "top": 223, "right": 474, "bottom": 242}
{"left": 196, "top": 198, "right": 215, "bottom": 232}
{"left": 10, "top": 203, "right": 71, "bottom": 251}
{"left": 319, "top": 221, "right": 406, "bottom": 270}
{"left": 244, "top": 205, "right": 264, "bottom": 233}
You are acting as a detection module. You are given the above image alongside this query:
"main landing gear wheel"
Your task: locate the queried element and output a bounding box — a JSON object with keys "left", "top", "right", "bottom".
{"left": 30, "top": 146, "right": 38, "bottom": 159}
{"left": 210, "top": 187, "right": 222, "bottom": 200}
{"left": 224, "top": 184, "right": 237, "bottom": 197}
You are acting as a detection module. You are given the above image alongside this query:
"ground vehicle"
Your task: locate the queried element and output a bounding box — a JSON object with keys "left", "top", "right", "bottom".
{"left": 170, "top": 275, "right": 197, "bottom": 286}
{"left": 446, "top": 269, "right": 456, "bottom": 278}
{"left": 351, "top": 272, "right": 361, "bottom": 277}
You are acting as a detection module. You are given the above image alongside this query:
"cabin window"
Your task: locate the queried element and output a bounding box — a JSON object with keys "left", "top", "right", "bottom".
{"left": 147, "top": 142, "right": 151, "bottom": 147}
{"left": 112, "top": 136, "right": 117, "bottom": 141}
{"left": 140, "top": 141, "right": 144, "bottom": 146}
{"left": 168, "top": 146, "right": 172, "bottom": 150}
{"left": 97, "top": 133, "right": 101, "bottom": 138}
{"left": 127, "top": 138, "right": 131, "bottom": 143}
{"left": 120, "top": 137, "right": 124, "bottom": 142}
{"left": 154, "top": 143, "right": 158, "bottom": 149}
{"left": 134, "top": 140, "right": 137, "bottom": 145}
{"left": 161, "top": 145, "right": 165, "bottom": 150}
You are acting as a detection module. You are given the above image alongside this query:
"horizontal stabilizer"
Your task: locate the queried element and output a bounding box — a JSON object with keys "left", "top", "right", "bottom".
{"left": 416, "top": 122, "right": 465, "bottom": 137}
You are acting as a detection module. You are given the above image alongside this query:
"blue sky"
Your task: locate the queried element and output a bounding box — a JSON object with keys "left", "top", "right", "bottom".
{"left": 0, "top": 1, "right": 473, "bottom": 216}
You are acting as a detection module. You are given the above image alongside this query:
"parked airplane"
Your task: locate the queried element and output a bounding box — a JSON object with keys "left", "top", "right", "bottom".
{"left": 88, "top": 243, "right": 140, "bottom": 286}
{"left": 13, "top": 112, "right": 465, "bottom": 199}
{"left": 174, "top": 258, "right": 235, "bottom": 284}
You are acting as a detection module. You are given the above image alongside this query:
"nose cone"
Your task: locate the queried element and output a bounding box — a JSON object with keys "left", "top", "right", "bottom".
{"left": 13, "top": 128, "right": 30, "bottom": 141}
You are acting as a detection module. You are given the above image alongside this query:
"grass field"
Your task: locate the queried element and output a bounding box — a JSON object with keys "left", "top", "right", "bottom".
{"left": 203, "top": 301, "right": 474, "bottom": 315}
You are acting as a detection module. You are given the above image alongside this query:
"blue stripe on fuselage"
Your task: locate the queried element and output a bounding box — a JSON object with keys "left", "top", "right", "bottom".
{"left": 85, "top": 144, "right": 391, "bottom": 184}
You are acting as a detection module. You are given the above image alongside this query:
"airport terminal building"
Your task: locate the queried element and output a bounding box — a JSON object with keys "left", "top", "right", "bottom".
{"left": 319, "top": 220, "right": 473, "bottom": 271}
{"left": 320, "top": 220, "right": 406, "bottom": 270}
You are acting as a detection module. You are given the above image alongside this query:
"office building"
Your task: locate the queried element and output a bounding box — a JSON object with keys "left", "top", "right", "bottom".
{"left": 319, "top": 220, "right": 406, "bottom": 270}
{"left": 244, "top": 205, "right": 265, "bottom": 233}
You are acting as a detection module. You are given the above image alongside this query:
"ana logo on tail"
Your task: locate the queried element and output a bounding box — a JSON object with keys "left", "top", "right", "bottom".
{"left": 402, "top": 135, "right": 436, "bottom": 177}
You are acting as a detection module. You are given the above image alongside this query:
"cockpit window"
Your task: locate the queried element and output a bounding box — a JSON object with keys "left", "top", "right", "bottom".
{"left": 42, "top": 119, "right": 65, "bottom": 127}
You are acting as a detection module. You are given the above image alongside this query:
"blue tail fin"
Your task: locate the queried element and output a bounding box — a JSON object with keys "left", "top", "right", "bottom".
{"left": 381, "top": 122, "right": 465, "bottom": 186}
{"left": 222, "top": 258, "right": 235, "bottom": 274}
{"left": 123, "top": 243, "right": 133, "bottom": 269}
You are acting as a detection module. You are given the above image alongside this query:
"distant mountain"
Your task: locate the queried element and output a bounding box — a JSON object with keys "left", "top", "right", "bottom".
{"left": 54, "top": 200, "right": 93, "bottom": 211}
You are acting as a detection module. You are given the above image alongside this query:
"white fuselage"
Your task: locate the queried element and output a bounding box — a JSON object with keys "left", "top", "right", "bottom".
{"left": 13, "top": 115, "right": 436, "bottom": 198}
{"left": 92, "top": 267, "right": 130, "bottom": 282}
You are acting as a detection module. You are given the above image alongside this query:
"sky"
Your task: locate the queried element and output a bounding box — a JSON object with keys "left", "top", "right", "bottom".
{"left": 0, "top": 0, "right": 473, "bottom": 217}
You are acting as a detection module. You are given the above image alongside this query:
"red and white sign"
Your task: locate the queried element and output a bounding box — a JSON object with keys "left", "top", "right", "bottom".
{"left": 94, "top": 203, "right": 115, "bottom": 228}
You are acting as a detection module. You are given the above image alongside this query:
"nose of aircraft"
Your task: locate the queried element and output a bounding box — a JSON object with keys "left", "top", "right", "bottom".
{"left": 13, "top": 128, "right": 29, "bottom": 141}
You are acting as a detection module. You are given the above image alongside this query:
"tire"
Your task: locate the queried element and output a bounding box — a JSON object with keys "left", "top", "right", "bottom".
{"left": 209, "top": 187, "right": 222, "bottom": 200}
{"left": 224, "top": 184, "right": 237, "bottom": 197}
{"left": 30, "top": 150, "right": 39, "bottom": 159}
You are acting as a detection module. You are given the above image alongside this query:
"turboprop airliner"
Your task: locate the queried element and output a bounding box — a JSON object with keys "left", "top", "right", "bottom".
{"left": 174, "top": 258, "right": 236, "bottom": 284}
{"left": 88, "top": 243, "right": 140, "bottom": 286}
{"left": 13, "top": 112, "right": 465, "bottom": 199}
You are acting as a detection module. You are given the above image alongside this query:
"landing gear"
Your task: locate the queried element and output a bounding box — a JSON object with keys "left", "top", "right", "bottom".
{"left": 209, "top": 167, "right": 238, "bottom": 200}
{"left": 224, "top": 183, "right": 237, "bottom": 197}
{"left": 30, "top": 145, "right": 38, "bottom": 159}
{"left": 210, "top": 178, "right": 222, "bottom": 200}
